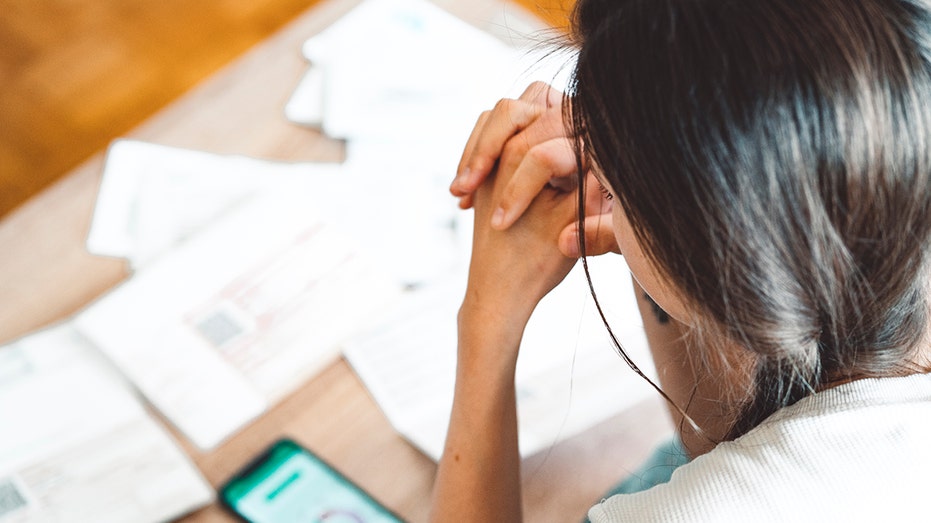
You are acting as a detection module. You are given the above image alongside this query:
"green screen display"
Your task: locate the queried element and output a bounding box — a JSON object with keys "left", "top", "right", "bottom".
{"left": 221, "top": 440, "right": 404, "bottom": 523}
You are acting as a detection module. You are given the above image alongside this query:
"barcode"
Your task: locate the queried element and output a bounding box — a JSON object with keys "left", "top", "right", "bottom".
{"left": 196, "top": 309, "right": 245, "bottom": 348}
{"left": 0, "top": 478, "right": 28, "bottom": 517}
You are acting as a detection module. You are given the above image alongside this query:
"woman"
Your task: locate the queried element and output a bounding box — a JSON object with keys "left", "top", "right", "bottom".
{"left": 432, "top": 0, "right": 931, "bottom": 520}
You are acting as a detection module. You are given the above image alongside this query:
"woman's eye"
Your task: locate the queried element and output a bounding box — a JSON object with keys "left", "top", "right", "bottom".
{"left": 597, "top": 182, "right": 614, "bottom": 201}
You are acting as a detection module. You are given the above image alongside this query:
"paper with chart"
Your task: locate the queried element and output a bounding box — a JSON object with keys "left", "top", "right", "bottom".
{"left": 75, "top": 188, "right": 400, "bottom": 450}
{"left": 0, "top": 324, "right": 213, "bottom": 523}
{"left": 344, "top": 256, "right": 659, "bottom": 461}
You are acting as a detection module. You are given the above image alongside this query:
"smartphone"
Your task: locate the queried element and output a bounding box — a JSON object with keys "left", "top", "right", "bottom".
{"left": 219, "top": 438, "right": 406, "bottom": 523}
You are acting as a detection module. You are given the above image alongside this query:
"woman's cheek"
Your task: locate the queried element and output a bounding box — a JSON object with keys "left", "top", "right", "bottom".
{"left": 612, "top": 204, "right": 693, "bottom": 325}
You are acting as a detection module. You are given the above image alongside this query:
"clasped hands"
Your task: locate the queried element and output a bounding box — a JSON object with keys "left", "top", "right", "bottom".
{"left": 452, "top": 82, "right": 620, "bottom": 334}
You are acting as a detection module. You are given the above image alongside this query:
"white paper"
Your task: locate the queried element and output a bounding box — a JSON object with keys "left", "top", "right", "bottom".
{"left": 293, "top": 140, "right": 467, "bottom": 288}
{"left": 0, "top": 325, "right": 213, "bottom": 522}
{"left": 281, "top": 0, "right": 577, "bottom": 289}
{"left": 344, "top": 256, "right": 658, "bottom": 461}
{"left": 293, "top": 0, "right": 574, "bottom": 141}
{"left": 87, "top": 140, "right": 339, "bottom": 268}
{"left": 76, "top": 188, "right": 401, "bottom": 450}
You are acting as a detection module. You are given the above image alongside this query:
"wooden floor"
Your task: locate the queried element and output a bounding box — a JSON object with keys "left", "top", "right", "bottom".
{"left": 0, "top": 0, "right": 573, "bottom": 218}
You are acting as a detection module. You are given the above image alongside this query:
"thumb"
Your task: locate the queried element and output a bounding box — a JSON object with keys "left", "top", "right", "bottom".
{"left": 558, "top": 214, "right": 620, "bottom": 258}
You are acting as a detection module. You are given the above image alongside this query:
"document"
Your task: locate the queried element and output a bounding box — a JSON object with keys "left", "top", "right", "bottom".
{"left": 76, "top": 188, "right": 400, "bottom": 450}
{"left": 0, "top": 324, "right": 213, "bottom": 522}
{"left": 308, "top": 140, "right": 469, "bottom": 287}
{"left": 344, "top": 257, "right": 658, "bottom": 460}
{"left": 87, "top": 140, "right": 339, "bottom": 268}
{"left": 281, "top": 0, "right": 577, "bottom": 289}
{"left": 290, "top": 0, "right": 574, "bottom": 141}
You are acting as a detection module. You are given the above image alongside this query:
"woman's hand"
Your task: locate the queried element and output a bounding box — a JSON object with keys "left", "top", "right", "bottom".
{"left": 431, "top": 109, "right": 581, "bottom": 523}
{"left": 451, "top": 82, "right": 565, "bottom": 208}
{"left": 432, "top": 86, "right": 628, "bottom": 522}
{"left": 460, "top": 160, "right": 580, "bottom": 356}
{"left": 451, "top": 81, "right": 620, "bottom": 258}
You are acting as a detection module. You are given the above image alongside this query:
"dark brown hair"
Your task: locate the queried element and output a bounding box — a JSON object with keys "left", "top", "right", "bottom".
{"left": 569, "top": 0, "right": 931, "bottom": 439}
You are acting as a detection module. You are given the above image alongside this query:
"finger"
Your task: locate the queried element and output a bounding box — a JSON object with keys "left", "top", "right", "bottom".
{"left": 454, "top": 84, "right": 566, "bottom": 200}
{"left": 497, "top": 101, "right": 577, "bottom": 189}
{"left": 492, "top": 137, "right": 578, "bottom": 230}
{"left": 453, "top": 98, "right": 544, "bottom": 195}
{"left": 558, "top": 213, "right": 620, "bottom": 258}
{"left": 455, "top": 85, "right": 567, "bottom": 197}
{"left": 452, "top": 110, "right": 491, "bottom": 196}
{"left": 455, "top": 86, "right": 552, "bottom": 197}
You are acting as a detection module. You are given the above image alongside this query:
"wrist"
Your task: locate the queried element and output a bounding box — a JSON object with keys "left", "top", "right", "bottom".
{"left": 456, "top": 296, "right": 531, "bottom": 377}
{"left": 461, "top": 280, "right": 538, "bottom": 325}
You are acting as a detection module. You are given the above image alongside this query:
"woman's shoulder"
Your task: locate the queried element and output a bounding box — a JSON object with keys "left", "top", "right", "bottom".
{"left": 589, "top": 373, "right": 931, "bottom": 522}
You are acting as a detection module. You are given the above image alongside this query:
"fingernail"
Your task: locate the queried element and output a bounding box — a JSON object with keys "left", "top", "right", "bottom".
{"left": 491, "top": 207, "right": 506, "bottom": 228}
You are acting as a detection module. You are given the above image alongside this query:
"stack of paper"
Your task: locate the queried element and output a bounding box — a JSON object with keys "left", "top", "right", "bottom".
{"left": 81, "top": 153, "right": 400, "bottom": 450}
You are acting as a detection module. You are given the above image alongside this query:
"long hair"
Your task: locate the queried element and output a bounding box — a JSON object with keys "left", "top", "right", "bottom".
{"left": 568, "top": 0, "right": 931, "bottom": 439}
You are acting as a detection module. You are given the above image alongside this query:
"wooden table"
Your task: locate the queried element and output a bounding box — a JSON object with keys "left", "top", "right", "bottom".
{"left": 0, "top": 0, "right": 672, "bottom": 520}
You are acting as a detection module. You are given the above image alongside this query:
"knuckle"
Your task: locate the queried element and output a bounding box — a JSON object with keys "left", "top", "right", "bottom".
{"left": 523, "top": 81, "right": 551, "bottom": 101}
{"left": 526, "top": 141, "right": 558, "bottom": 168}
{"left": 528, "top": 80, "right": 550, "bottom": 96}
{"left": 493, "top": 97, "right": 516, "bottom": 113}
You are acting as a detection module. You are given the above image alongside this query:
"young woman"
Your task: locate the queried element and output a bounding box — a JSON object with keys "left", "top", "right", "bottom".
{"left": 431, "top": 0, "right": 931, "bottom": 520}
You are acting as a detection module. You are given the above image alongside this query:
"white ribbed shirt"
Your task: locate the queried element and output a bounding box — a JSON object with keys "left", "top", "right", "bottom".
{"left": 589, "top": 373, "right": 931, "bottom": 522}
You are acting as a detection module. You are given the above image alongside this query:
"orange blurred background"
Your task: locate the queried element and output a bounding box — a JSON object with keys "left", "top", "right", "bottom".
{"left": 0, "top": 0, "right": 573, "bottom": 218}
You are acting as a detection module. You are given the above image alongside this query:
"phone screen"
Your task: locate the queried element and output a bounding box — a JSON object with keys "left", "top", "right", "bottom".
{"left": 220, "top": 439, "right": 405, "bottom": 523}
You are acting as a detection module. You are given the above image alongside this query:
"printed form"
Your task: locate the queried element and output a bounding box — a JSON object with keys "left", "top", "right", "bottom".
{"left": 75, "top": 187, "right": 400, "bottom": 450}
{"left": 0, "top": 325, "right": 212, "bottom": 522}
